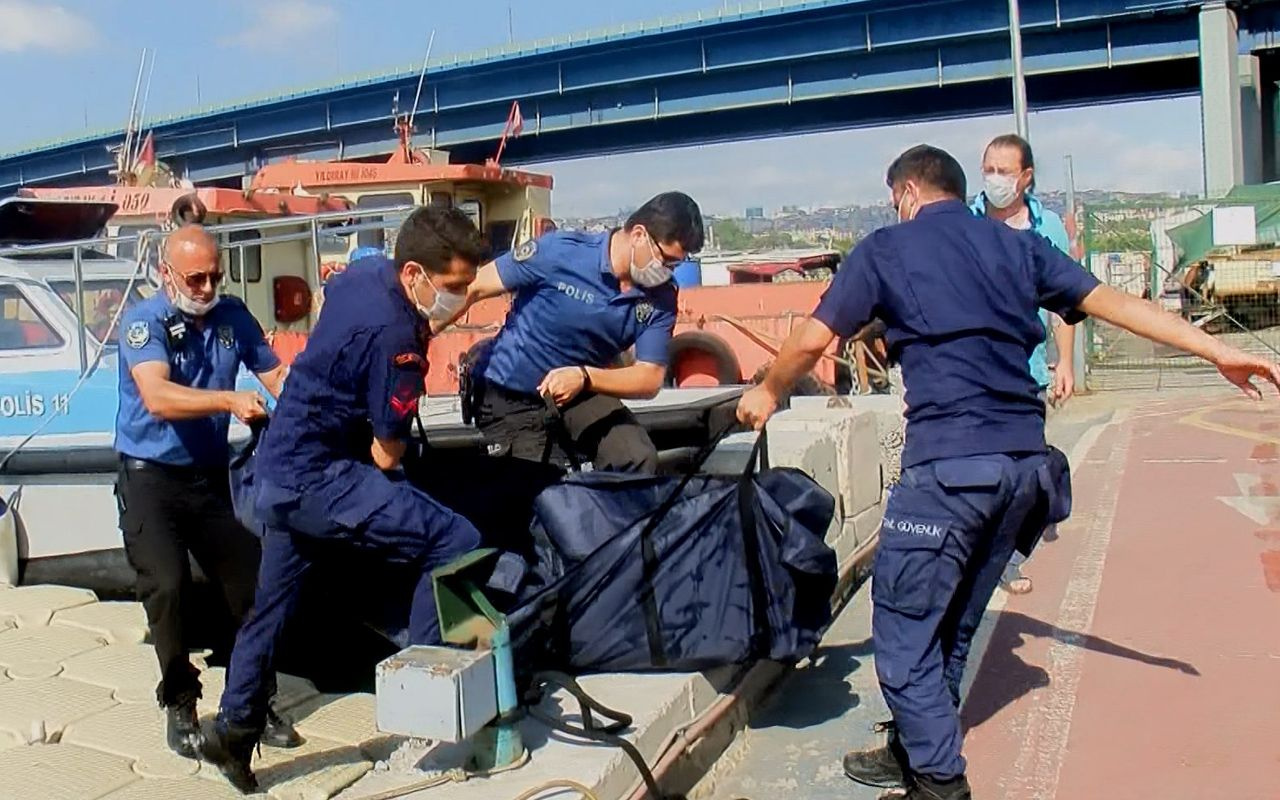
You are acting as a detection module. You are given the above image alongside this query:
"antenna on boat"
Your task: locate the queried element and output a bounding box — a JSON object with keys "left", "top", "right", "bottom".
{"left": 408, "top": 29, "right": 437, "bottom": 134}
{"left": 131, "top": 50, "right": 157, "bottom": 168}
{"left": 120, "top": 48, "right": 148, "bottom": 181}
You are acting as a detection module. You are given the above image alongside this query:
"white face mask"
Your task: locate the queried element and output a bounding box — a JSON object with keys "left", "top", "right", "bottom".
{"left": 173, "top": 292, "right": 220, "bottom": 316}
{"left": 983, "top": 173, "right": 1023, "bottom": 210}
{"left": 628, "top": 237, "right": 673, "bottom": 288}
{"left": 415, "top": 270, "right": 466, "bottom": 321}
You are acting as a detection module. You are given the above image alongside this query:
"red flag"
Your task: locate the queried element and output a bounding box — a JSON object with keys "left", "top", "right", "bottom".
{"left": 135, "top": 131, "right": 155, "bottom": 170}
{"left": 509, "top": 101, "right": 524, "bottom": 138}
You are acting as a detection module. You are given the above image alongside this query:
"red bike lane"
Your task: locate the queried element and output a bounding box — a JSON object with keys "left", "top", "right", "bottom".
{"left": 963, "top": 395, "right": 1280, "bottom": 800}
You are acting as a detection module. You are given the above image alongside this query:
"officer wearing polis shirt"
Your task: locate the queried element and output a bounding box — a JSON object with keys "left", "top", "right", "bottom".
{"left": 114, "top": 225, "right": 301, "bottom": 759}
{"left": 438, "top": 191, "right": 705, "bottom": 473}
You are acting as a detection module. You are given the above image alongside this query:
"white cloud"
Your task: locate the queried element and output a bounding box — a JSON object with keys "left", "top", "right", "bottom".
{"left": 0, "top": 0, "right": 97, "bottom": 54}
{"left": 222, "top": 0, "right": 339, "bottom": 49}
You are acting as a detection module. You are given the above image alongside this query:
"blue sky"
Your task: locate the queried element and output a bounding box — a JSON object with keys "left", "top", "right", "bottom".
{"left": 0, "top": 0, "right": 1204, "bottom": 216}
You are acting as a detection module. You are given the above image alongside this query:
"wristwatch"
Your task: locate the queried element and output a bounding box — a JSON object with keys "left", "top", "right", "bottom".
{"left": 579, "top": 365, "right": 592, "bottom": 390}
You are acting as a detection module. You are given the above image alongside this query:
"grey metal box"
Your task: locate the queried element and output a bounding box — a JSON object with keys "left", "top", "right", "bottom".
{"left": 374, "top": 645, "right": 497, "bottom": 742}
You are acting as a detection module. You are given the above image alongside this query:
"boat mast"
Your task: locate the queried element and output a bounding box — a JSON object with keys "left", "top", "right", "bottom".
{"left": 119, "top": 49, "right": 148, "bottom": 183}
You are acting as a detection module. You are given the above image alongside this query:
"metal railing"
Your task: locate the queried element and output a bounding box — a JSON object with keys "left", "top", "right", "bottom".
{"left": 0, "top": 205, "right": 421, "bottom": 376}
{"left": 1081, "top": 198, "right": 1280, "bottom": 391}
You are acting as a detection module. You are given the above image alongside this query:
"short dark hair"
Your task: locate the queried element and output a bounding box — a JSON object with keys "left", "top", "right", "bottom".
{"left": 624, "top": 192, "right": 705, "bottom": 254}
{"left": 986, "top": 133, "right": 1036, "bottom": 191}
{"left": 394, "top": 205, "right": 489, "bottom": 274}
{"left": 885, "top": 145, "right": 967, "bottom": 200}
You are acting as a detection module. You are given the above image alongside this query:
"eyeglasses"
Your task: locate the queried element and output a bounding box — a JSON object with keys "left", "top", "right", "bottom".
{"left": 164, "top": 261, "right": 223, "bottom": 290}
{"left": 648, "top": 235, "right": 684, "bottom": 267}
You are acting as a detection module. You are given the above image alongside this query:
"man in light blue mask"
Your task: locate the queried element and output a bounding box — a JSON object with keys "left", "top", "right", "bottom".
{"left": 971, "top": 133, "right": 1074, "bottom": 595}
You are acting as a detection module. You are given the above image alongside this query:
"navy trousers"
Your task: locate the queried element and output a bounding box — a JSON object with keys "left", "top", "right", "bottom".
{"left": 218, "top": 460, "right": 481, "bottom": 729}
{"left": 872, "top": 452, "right": 1065, "bottom": 780}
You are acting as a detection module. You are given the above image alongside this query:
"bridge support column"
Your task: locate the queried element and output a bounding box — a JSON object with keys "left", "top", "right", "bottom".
{"left": 1200, "top": 2, "right": 1263, "bottom": 196}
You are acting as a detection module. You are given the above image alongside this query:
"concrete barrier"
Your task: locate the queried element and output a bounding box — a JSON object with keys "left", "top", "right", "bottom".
{"left": 701, "top": 405, "right": 886, "bottom": 579}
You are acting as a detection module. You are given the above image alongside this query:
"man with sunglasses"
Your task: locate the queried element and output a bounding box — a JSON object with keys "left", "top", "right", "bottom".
{"left": 438, "top": 191, "right": 704, "bottom": 473}
{"left": 114, "top": 225, "right": 301, "bottom": 759}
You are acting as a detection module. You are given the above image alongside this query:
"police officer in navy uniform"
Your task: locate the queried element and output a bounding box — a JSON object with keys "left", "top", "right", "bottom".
{"left": 440, "top": 192, "right": 704, "bottom": 473}
{"left": 737, "top": 146, "right": 1280, "bottom": 800}
{"left": 115, "top": 225, "right": 302, "bottom": 759}
{"left": 201, "top": 206, "right": 489, "bottom": 793}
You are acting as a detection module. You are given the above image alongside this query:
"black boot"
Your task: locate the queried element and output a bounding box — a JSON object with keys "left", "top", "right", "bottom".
{"left": 902, "top": 774, "right": 972, "bottom": 800}
{"left": 843, "top": 721, "right": 910, "bottom": 789}
{"left": 164, "top": 698, "right": 202, "bottom": 759}
{"left": 200, "top": 719, "right": 261, "bottom": 794}
{"left": 262, "top": 705, "right": 304, "bottom": 749}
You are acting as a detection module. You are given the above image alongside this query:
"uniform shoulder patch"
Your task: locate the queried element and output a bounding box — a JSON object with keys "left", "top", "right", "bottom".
{"left": 126, "top": 320, "right": 150, "bottom": 349}
{"left": 217, "top": 325, "right": 235, "bottom": 349}
{"left": 512, "top": 239, "right": 537, "bottom": 262}
{"left": 635, "top": 300, "right": 655, "bottom": 325}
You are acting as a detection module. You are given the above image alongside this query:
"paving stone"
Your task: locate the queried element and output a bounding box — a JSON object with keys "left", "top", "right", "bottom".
{"left": 99, "top": 777, "right": 254, "bottom": 800}
{"left": 0, "top": 743, "right": 140, "bottom": 800}
{"left": 199, "top": 733, "right": 372, "bottom": 800}
{"left": 0, "top": 624, "right": 105, "bottom": 668}
{"left": 113, "top": 684, "right": 156, "bottom": 705}
{"left": 62, "top": 702, "right": 182, "bottom": 770}
{"left": 52, "top": 602, "right": 148, "bottom": 644}
{"left": 197, "top": 667, "right": 319, "bottom": 718}
{"left": 132, "top": 752, "right": 201, "bottom": 779}
{"left": 0, "top": 585, "right": 97, "bottom": 627}
{"left": 289, "top": 693, "right": 392, "bottom": 755}
{"left": 60, "top": 644, "right": 161, "bottom": 696}
{"left": 0, "top": 676, "right": 119, "bottom": 739}
{"left": 6, "top": 659, "right": 63, "bottom": 680}
{"left": 0, "top": 728, "right": 21, "bottom": 752}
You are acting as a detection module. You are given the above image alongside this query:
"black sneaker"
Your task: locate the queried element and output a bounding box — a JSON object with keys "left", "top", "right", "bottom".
{"left": 200, "top": 719, "right": 261, "bottom": 794}
{"left": 164, "top": 699, "right": 202, "bottom": 759}
{"left": 262, "top": 705, "right": 304, "bottom": 749}
{"left": 843, "top": 723, "right": 910, "bottom": 789}
{"left": 901, "top": 774, "right": 972, "bottom": 800}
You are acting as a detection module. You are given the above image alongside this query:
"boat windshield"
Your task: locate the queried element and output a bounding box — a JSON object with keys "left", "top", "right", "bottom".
{"left": 47, "top": 279, "right": 155, "bottom": 344}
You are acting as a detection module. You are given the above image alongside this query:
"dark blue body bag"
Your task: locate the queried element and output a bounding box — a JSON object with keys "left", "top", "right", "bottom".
{"left": 502, "top": 435, "right": 839, "bottom": 675}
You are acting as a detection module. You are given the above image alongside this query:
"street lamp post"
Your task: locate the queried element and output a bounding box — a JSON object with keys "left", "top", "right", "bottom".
{"left": 1009, "top": 0, "right": 1030, "bottom": 139}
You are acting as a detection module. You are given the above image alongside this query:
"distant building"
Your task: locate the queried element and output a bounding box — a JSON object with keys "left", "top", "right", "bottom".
{"left": 745, "top": 207, "right": 765, "bottom": 219}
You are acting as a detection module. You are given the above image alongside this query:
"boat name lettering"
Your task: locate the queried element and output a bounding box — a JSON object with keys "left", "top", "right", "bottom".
{"left": 311, "top": 166, "right": 380, "bottom": 183}
{"left": 0, "top": 393, "right": 71, "bottom": 418}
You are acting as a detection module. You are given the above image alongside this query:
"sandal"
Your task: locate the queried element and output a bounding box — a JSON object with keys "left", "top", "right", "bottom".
{"left": 1001, "top": 575, "right": 1034, "bottom": 595}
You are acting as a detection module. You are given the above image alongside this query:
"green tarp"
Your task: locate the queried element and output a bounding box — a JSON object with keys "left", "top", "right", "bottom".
{"left": 1168, "top": 184, "right": 1280, "bottom": 269}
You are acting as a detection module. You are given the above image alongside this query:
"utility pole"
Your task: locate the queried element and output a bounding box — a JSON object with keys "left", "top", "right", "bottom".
{"left": 508, "top": 6, "right": 515, "bottom": 44}
{"left": 1008, "top": 0, "right": 1030, "bottom": 139}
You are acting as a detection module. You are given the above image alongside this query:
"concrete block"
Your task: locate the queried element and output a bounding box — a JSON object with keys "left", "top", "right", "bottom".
{"left": 0, "top": 676, "right": 119, "bottom": 739}
{"left": 0, "top": 585, "right": 97, "bottom": 628}
{"left": 0, "top": 743, "right": 140, "bottom": 800}
{"left": 52, "top": 602, "right": 148, "bottom": 645}
{"left": 769, "top": 407, "right": 884, "bottom": 520}
{"left": 0, "top": 625, "right": 105, "bottom": 669}
{"left": 852, "top": 504, "right": 885, "bottom": 554}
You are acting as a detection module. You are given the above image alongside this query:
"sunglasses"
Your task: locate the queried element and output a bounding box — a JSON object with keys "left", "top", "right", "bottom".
{"left": 165, "top": 261, "right": 223, "bottom": 290}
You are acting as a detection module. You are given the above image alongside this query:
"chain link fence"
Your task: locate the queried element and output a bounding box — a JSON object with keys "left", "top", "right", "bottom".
{"left": 1081, "top": 198, "right": 1280, "bottom": 391}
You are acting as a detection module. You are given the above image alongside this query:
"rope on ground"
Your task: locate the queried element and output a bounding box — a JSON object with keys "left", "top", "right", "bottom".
{"left": 509, "top": 779, "right": 600, "bottom": 800}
